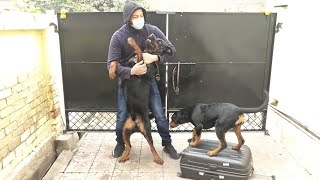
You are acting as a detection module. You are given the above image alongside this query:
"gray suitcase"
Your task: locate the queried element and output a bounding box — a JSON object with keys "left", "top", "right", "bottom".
{"left": 179, "top": 139, "right": 253, "bottom": 180}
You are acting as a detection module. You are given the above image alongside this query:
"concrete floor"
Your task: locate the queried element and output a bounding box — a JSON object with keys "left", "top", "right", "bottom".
{"left": 50, "top": 131, "right": 314, "bottom": 180}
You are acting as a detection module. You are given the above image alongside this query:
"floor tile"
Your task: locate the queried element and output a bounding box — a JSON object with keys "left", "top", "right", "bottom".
{"left": 53, "top": 132, "right": 315, "bottom": 180}
{"left": 64, "top": 161, "right": 93, "bottom": 173}
{"left": 138, "top": 161, "right": 163, "bottom": 173}
{"left": 86, "top": 172, "right": 112, "bottom": 180}
{"left": 89, "top": 161, "right": 116, "bottom": 173}
{"left": 137, "top": 172, "right": 163, "bottom": 180}
{"left": 59, "top": 173, "right": 88, "bottom": 180}
{"left": 111, "top": 170, "right": 139, "bottom": 180}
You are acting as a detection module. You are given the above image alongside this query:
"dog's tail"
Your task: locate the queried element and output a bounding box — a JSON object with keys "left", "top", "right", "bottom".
{"left": 238, "top": 90, "right": 269, "bottom": 113}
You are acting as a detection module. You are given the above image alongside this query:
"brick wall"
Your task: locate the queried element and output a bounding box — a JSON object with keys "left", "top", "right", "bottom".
{"left": 0, "top": 27, "right": 63, "bottom": 179}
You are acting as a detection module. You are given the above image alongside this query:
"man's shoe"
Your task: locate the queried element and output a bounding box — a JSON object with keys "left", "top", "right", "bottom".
{"left": 163, "top": 144, "right": 180, "bottom": 159}
{"left": 112, "top": 142, "right": 125, "bottom": 158}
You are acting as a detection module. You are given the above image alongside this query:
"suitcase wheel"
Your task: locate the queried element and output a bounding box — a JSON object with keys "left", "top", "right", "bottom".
{"left": 177, "top": 172, "right": 184, "bottom": 178}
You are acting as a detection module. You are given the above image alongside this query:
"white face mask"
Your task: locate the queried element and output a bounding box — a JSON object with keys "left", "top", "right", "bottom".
{"left": 131, "top": 18, "right": 145, "bottom": 30}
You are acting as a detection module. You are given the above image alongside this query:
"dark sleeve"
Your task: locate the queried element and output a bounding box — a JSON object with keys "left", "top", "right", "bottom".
{"left": 152, "top": 26, "right": 176, "bottom": 63}
{"left": 107, "top": 33, "right": 131, "bottom": 80}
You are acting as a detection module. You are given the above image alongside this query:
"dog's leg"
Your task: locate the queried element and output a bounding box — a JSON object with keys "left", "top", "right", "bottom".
{"left": 207, "top": 128, "right": 227, "bottom": 156}
{"left": 232, "top": 114, "right": 245, "bottom": 150}
{"left": 119, "top": 116, "right": 135, "bottom": 163}
{"left": 187, "top": 130, "right": 196, "bottom": 143}
{"left": 235, "top": 114, "right": 245, "bottom": 126}
{"left": 136, "top": 115, "right": 164, "bottom": 165}
{"left": 189, "top": 125, "right": 203, "bottom": 147}
{"left": 109, "top": 61, "right": 119, "bottom": 80}
{"left": 232, "top": 125, "right": 245, "bottom": 150}
{"left": 128, "top": 37, "right": 142, "bottom": 62}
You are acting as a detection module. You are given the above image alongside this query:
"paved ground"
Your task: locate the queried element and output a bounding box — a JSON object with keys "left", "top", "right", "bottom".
{"left": 50, "top": 131, "right": 314, "bottom": 180}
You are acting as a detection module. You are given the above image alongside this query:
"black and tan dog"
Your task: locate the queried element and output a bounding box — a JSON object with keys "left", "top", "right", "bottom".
{"left": 109, "top": 34, "right": 173, "bottom": 165}
{"left": 170, "top": 91, "right": 269, "bottom": 156}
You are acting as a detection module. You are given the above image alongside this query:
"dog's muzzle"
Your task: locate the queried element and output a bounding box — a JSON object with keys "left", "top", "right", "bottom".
{"left": 169, "top": 121, "right": 178, "bottom": 128}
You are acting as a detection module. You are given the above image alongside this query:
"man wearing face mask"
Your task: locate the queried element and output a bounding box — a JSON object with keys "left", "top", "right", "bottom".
{"left": 107, "top": 1, "right": 179, "bottom": 160}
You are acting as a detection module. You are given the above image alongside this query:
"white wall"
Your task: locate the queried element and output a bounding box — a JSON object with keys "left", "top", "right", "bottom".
{"left": 267, "top": 0, "right": 320, "bottom": 178}
{"left": 268, "top": 0, "right": 320, "bottom": 136}
{"left": 148, "top": 0, "right": 266, "bottom": 12}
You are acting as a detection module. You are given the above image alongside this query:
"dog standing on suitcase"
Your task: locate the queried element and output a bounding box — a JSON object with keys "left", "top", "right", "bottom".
{"left": 170, "top": 91, "right": 269, "bottom": 156}
{"left": 109, "top": 34, "right": 173, "bottom": 164}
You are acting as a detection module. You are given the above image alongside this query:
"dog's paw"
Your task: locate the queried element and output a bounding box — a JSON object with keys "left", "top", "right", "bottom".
{"left": 187, "top": 137, "right": 195, "bottom": 143}
{"left": 207, "top": 151, "right": 217, "bottom": 157}
{"left": 109, "top": 62, "right": 118, "bottom": 80}
{"left": 232, "top": 144, "right": 241, "bottom": 150}
{"left": 154, "top": 157, "right": 164, "bottom": 165}
{"left": 118, "top": 156, "right": 129, "bottom": 163}
{"left": 109, "top": 73, "right": 115, "bottom": 79}
{"left": 189, "top": 141, "right": 198, "bottom": 147}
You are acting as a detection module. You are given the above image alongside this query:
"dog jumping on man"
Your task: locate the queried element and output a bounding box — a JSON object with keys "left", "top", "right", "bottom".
{"left": 109, "top": 34, "right": 173, "bottom": 164}
{"left": 170, "top": 91, "right": 269, "bottom": 156}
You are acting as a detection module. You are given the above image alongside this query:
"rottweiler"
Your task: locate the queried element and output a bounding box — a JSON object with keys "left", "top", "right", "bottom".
{"left": 109, "top": 34, "right": 173, "bottom": 164}
{"left": 109, "top": 34, "right": 169, "bottom": 80}
{"left": 170, "top": 90, "right": 269, "bottom": 156}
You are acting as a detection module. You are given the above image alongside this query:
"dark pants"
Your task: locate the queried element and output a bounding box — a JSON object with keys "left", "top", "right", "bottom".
{"left": 115, "top": 79, "right": 172, "bottom": 146}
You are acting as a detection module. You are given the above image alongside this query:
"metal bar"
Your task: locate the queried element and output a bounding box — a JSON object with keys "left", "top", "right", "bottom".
{"left": 262, "top": 110, "right": 267, "bottom": 132}
{"left": 64, "top": 62, "right": 107, "bottom": 64}
{"left": 65, "top": 110, "right": 70, "bottom": 131}
{"left": 165, "top": 62, "right": 196, "bottom": 65}
{"left": 269, "top": 105, "right": 320, "bottom": 142}
{"left": 165, "top": 13, "right": 169, "bottom": 118}
{"left": 165, "top": 62, "right": 265, "bottom": 65}
{"left": 64, "top": 61, "right": 265, "bottom": 64}
{"left": 156, "top": 11, "right": 176, "bottom": 14}
{"left": 58, "top": 18, "right": 69, "bottom": 132}
{"left": 196, "top": 62, "right": 266, "bottom": 64}
{"left": 66, "top": 129, "right": 117, "bottom": 132}
{"left": 65, "top": 109, "right": 117, "bottom": 112}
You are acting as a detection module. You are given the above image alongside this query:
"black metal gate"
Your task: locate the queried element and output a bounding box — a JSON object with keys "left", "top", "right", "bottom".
{"left": 57, "top": 12, "right": 276, "bottom": 131}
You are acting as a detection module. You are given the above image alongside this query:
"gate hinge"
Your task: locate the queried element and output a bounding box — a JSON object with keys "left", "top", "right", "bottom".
{"left": 275, "top": 22, "right": 283, "bottom": 33}
{"left": 49, "top": 22, "right": 58, "bottom": 33}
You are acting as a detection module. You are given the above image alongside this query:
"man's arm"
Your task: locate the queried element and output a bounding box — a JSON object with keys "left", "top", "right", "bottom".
{"left": 108, "top": 33, "right": 148, "bottom": 79}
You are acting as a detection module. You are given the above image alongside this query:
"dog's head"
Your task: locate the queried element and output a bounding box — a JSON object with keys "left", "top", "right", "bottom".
{"left": 170, "top": 106, "right": 193, "bottom": 128}
{"left": 145, "top": 34, "right": 173, "bottom": 56}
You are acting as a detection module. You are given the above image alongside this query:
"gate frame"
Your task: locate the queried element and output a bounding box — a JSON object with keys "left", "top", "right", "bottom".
{"left": 57, "top": 12, "right": 277, "bottom": 132}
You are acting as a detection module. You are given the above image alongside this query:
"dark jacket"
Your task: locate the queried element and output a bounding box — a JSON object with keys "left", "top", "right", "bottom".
{"left": 107, "top": 1, "right": 176, "bottom": 81}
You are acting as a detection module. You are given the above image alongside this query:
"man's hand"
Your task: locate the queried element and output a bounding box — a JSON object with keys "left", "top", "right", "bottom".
{"left": 131, "top": 61, "right": 147, "bottom": 75}
{"left": 142, "top": 53, "right": 159, "bottom": 64}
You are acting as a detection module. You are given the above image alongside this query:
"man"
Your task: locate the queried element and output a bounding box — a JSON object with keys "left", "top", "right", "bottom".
{"left": 107, "top": 1, "right": 179, "bottom": 160}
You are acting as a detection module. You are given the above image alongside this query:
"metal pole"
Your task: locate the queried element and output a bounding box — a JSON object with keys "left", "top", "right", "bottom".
{"left": 165, "top": 13, "right": 169, "bottom": 118}
{"left": 156, "top": 11, "right": 175, "bottom": 118}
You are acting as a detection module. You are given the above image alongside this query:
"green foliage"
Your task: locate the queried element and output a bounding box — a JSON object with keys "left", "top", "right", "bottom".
{"left": 13, "top": 0, "right": 149, "bottom": 14}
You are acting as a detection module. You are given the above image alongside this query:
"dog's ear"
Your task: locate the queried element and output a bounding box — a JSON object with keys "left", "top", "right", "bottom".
{"left": 200, "top": 105, "right": 208, "bottom": 113}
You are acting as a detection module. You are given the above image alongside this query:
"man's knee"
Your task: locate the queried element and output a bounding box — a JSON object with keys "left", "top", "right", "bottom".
{"left": 117, "top": 113, "right": 126, "bottom": 122}
{"left": 154, "top": 115, "right": 168, "bottom": 123}
{"left": 115, "top": 114, "right": 126, "bottom": 132}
